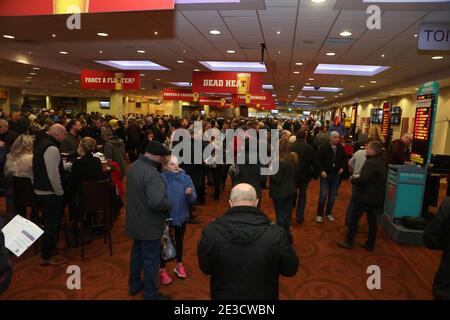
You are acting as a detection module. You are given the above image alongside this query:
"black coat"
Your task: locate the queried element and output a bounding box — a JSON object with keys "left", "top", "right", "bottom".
{"left": 197, "top": 206, "right": 299, "bottom": 300}
{"left": 69, "top": 153, "right": 104, "bottom": 190}
{"left": 317, "top": 143, "right": 346, "bottom": 175}
{"left": 291, "top": 139, "right": 316, "bottom": 184}
{"left": 423, "top": 197, "right": 450, "bottom": 300}
{"left": 351, "top": 154, "right": 387, "bottom": 206}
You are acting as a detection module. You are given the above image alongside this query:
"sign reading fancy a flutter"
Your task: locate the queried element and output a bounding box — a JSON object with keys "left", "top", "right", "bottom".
{"left": 80, "top": 70, "right": 140, "bottom": 90}
{"left": 192, "top": 72, "right": 264, "bottom": 95}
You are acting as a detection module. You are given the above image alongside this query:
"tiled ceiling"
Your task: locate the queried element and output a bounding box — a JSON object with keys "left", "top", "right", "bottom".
{"left": 0, "top": 0, "right": 449, "bottom": 108}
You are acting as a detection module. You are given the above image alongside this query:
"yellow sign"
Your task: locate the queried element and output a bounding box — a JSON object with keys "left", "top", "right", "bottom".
{"left": 53, "top": 0, "right": 89, "bottom": 14}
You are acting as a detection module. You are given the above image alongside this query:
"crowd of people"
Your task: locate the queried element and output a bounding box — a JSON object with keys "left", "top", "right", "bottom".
{"left": 0, "top": 106, "right": 448, "bottom": 300}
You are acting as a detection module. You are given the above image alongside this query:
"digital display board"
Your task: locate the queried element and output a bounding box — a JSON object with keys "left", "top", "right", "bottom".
{"left": 390, "top": 106, "right": 402, "bottom": 125}
{"left": 410, "top": 94, "right": 434, "bottom": 165}
{"left": 381, "top": 102, "right": 391, "bottom": 139}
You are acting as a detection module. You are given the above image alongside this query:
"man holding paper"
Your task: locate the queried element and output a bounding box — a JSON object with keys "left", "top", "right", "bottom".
{"left": 33, "top": 124, "right": 67, "bottom": 266}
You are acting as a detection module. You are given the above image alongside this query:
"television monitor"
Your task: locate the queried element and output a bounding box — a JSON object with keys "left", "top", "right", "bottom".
{"left": 100, "top": 100, "right": 110, "bottom": 109}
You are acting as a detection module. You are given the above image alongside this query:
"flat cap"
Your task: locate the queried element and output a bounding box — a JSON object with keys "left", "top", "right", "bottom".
{"left": 145, "top": 140, "right": 171, "bottom": 156}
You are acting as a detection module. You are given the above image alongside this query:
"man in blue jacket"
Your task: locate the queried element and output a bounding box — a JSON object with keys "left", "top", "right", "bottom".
{"left": 126, "top": 140, "right": 171, "bottom": 300}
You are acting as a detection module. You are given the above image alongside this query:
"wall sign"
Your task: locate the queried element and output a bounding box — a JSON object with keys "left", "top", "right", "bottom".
{"left": 192, "top": 72, "right": 264, "bottom": 95}
{"left": 0, "top": 0, "right": 174, "bottom": 16}
{"left": 232, "top": 92, "right": 275, "bottom": 109}
{"left": 381, "top": 101, "right": 391, "bottom": 140}
{"left": 418, "top": 22, "right": 450, "bottom": 51}
{"left": 410, "top": 81, "right": 440, "bottom": 166}
{"left": 80, "top": 70, "right": 140, "bottom": 90}
{"left": 162, "top": 89, "right": 195, "bottom": 102}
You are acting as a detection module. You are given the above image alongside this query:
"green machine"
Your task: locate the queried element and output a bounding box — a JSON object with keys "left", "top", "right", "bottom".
{"left": 380, "top": 81, "right": 439, "bottom": 245}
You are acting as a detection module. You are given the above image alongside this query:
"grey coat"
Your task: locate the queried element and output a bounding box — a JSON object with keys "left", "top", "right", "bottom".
{"left": 125, "top": 155, "right": 171, "bottom": 241}
{"left": 103, "top": 136, "right": 126, "bottom": 176}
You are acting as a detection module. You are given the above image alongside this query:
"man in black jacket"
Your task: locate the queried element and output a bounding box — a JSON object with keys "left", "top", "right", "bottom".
{"left": 338, "top": 141, "right": 387, "bottom": 251}
{"left": 316, "top": 131, "right": 346, "bottom": 223}
{"left": 126, "top": 141, "right": 171, "bottom": 300}
{"left": 423, "top": 197, "right": 450, "bottom": 300}
{"left": 197, "top": 183, "right": 299, "bottom": 300}
{"left": 291, "top": 129, "right": 316, "bottom": 224}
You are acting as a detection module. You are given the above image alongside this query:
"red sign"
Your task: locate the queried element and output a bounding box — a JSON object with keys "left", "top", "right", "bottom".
{"left": 163, "top": 89, "right": 195, "bottom": 102}
{"left": 381, "top": 102, "right": 391, "bottom": 139}
{"left": 0, "top": 0, "right": 174, "bottom": 16}
{"left": 199, "top": 96, "right": 233, "bottom": 108}
{"left": 80, "top": 70, "right": 140, "bottom": 90}
{"left": 232, "top": 92, "right": 274, "bottom": 108}
{"left": 192, "top": 72, "right": 264, "bottom": 95}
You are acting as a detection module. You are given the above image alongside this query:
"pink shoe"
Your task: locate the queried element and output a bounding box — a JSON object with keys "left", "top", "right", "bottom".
{"left": 174, "top": 264, "right": 187, "bottom": 279}
{"left": 160, "top": 269, "right": 172, "bottom": 285}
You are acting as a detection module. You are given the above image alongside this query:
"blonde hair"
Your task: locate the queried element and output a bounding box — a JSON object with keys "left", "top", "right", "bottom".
{"left": 368, "top": 125, "right": 385, "bottom": 144}
{"left": 9, "top": 134, "right": 33, "bottom": 159}
{"left": 78, "top": 137, "right": 97, "bottom": 154}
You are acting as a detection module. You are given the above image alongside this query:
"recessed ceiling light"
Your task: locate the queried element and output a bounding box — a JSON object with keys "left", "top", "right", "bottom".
{"left": 170, "top": 82, "right": 191, "bottom": 87}
{"left": 209, "top": 29, "right": 221, "bottom": 35}
{"left": 3, "top": 35, "right": 15, "bottom": 39}
{"left": 52, "top": 34, "right": 56, "bottom": 38}
{"left": 339, "top": 93, "right": 343, "bottom": 96}
{"left": 193, "top": 69, "right": 200, "bottom": 72}
{"left": 360, "top": 85, "right": 365, "bottom": 88}
{"left": 33, "top": 67, "right": 40, "bottom": 70}
{"left": 303, "top": 86, "right": 343, "bottom": 92}
{"left": 414, "top": 34, "right": 418, "bottom": 38}
{"left": 310, "top": 0, "right": 327, "bottom": 3}
{"left": 263, "top": 84, "right": 273, "bottom": 90}
{"left": 334, "top": 95, "right": 338, "bottom": 98}
{"left": 156, "top": 78, "right": 161, "bottom": 81}
{"left": 142, "top": 87, "right": 146, "bottom": 90}
{"left": 226, "top": 50, "right": 236, "bottom": 54}
{"left": 293, "top": 71, "right": 300, "bottom": 74}
{"left": 277, "top": 51, "right": 281, "bottom": 54}
{"left": 199, "top": 61, "right": 267, "bottom": 72}
{"left": 137, "top": 50, "right": 146, "bottom": 54}
{"left": 67, "top": 82, "right": 72, "bottom": 85}
{"left": 154, "top": 31, "right": 159, "bottom": 35}
{"left": 59, "top": 51, "right": 68, "bottom": 54}
{"left": 74, "top": 80, "right": 79, "bottom": 82}
{"left": 314, "top": 63, "right": 390, "bottom": 76}
{"left": 381, "top": 54, "right": 385, "bottom": 58}
{"left": 339, "top": 31, "right": 352, "bottom": 37}
{"left": 29, "top": 72, "right": 36, "bottom": 75}
{"left": 326, "top": 52, "right": 336, "bottom": 56}
{"left": 370, "top": 80, "right": 377, "bottom": 83}
{"left": 97, "top": 32, "right": 108, "bottom": 37}
{"left": 140, "top": 74, "right": 145, "bottom": 76}
{"left": 26, "top": 76, "right": 32, "bottom": 79}
{"left": 177, "top": 60, "right": 185, "bottom": 63}
{"left": 432, "top": 56, "right": 443, "bottom": 60}
{"left": 308, "top": 78, "right": 314, "bottom": 81}
{"left": 290, "top": 85, "right": 295, "bottom": 88}
{"left": 276, "top": 31, "right": 281, "bottom": 35}
{"left": 95, "top": 60, "right": 169, "bottom": 70}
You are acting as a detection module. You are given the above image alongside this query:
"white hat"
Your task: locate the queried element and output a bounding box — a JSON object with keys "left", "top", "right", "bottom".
{"left": 315, "top": 121, "right": 322, "bottom": 128}
{"left": 330, "top": 131, "right": 340, "bottom": 138}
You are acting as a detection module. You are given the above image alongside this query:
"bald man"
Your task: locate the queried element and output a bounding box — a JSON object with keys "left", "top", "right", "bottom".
{"left": 33, "top": 124, "right": 67, "bottom": 266}
{"left": 197, "top": 183, "right": 299, "bottom": 300}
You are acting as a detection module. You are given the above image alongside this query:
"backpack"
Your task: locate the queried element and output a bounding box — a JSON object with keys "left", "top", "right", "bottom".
{"left": 0, "top": 231, "right": 13, "bottom": 294}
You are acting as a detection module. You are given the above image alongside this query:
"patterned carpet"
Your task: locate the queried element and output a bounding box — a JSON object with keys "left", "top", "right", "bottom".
{"left": 0, "top": 179, "right": 442, "bottom": 300}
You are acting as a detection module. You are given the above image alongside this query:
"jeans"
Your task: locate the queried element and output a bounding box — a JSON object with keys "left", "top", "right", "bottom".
{"left": 295, "top": 181, "right": 309, "bottom": 221}
{"left": 160, "top": 223, "right": 186, "bottom": 268}
{"left": 37, "top": 194, "right": 63, "bottom": 260}
{"left": 273, "top": 195, "right": 295, "bottom": 241}
{"left": 346, "top": 201, "right": 379, "bottom": 248}
{"left": 129, "top": 239, "right": 161, "bottom": 300}
{"left": 317, "top": 174, "right": 340, "bottom": 217}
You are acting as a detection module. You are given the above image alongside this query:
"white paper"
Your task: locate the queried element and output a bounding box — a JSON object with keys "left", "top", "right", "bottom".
{"left": 1, "top": 215, "right": 44, "bottom": 257}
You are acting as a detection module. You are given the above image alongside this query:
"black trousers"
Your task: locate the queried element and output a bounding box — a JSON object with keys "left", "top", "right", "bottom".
{"left": 37, "top": 194, "right": 63, "bottom": 260}
{"left": 160, "top": 223, "right": 186, "bottom": 267}
{"left": 211, "top": 165, "right": 223, "bottom": 200}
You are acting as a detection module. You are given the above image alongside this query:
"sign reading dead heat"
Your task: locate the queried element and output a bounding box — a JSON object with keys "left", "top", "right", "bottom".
{"left": 80, "top": 70, "right": 140, "bottom": 90}
{"left": 192, "top": 72, "right": 263, "bottom": 95}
